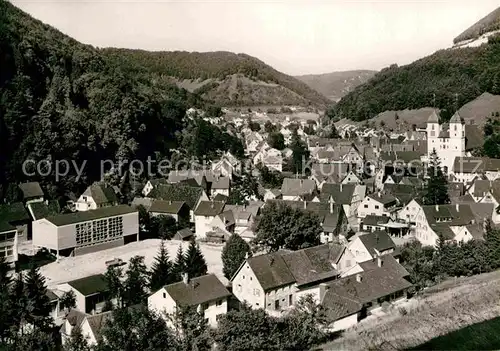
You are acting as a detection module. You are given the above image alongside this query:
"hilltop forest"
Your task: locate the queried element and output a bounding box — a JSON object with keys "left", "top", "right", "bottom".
{"left": 0, "top": 1, "right": 241, "bottom": 201}
{"left": 332, "top": 35, "right": 500, "bottom": 122}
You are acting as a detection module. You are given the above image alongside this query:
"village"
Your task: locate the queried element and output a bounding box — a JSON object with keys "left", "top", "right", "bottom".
{"left": 2, "top": 93, "right": 500, "bottom": 348}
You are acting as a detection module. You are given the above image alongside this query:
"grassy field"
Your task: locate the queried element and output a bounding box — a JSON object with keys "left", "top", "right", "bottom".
{"left": 407, "top": 316, "right": 500, "bottom": 350}
{"left": 318, "top": 270, "right": 500, "bottom": 351}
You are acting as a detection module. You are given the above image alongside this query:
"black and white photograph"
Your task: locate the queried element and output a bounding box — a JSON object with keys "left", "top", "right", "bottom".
{"left": 1, "top": 0, "right": 500, "bottom": 349}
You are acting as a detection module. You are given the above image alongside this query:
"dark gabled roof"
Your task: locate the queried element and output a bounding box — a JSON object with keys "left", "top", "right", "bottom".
{"left": 362, "top": 215, "right": 390, "bottom": 226}
{"left": 28, "top": 201, "right": 61, "bottom": 220}
{"left": 212, "top": 177, "right": 230, "bottom": 190}
{"left": 46, "top": 205, "right": 137, "bottom": 226}
{"left": 0, "top": 222, "right": 16, "bottom": 233}
{"left": 247, "top": 252, "right": 296, "bottom": 291}
{"left": 194, "top": 201, "right": 225, "bottom": 216}
{"left": 174, "top": 228, "right": 194, "bottom": 239}
{"left": 148, "top": 184, "right": 204, "bottom": 210}
{"left": 82, "top": 184, "right": 118, "bottom": 205}
{"left": 326, "top": 262, "right": 412, "bottom": 305}
{"left": 66, "top": 309, "right": 89, "bottom": 327}
{"left": 368, "top": 193, "right": 398, "bottom": 206}
{"left": 422, "top": 204, "right": 475, "bottom": 226}
{"left": 18, "top": 182, "right": 44, "bottom": 199}
{"left": 311, "top": 163, "right": 349, "bottom": 182}
{"left": 85, "top": 311, "right": 113, "bottom": 342}
{"left": 430, "top": 223, "right": 455, "bottom": 240}
{"left": 466, "top": 224, "right": 484, "bottom": 240}
{"left": 281, "top": 178, "right": 316, "bottom": 197}
{"left": 321, "top": 289, "right": 363, "bottom": 321}
{"left": 383, "top": 183, "right": 417, "bottom": 197}
{"left": 320, "top": 183, "right": 355, "bottom": 204}
{"left": 149, "top": 200, "right": 187, "bottom": 214}
{"left": 213, "top": 193, "right": 229, "bottom": 202}
{"left": 468, "top": 203, "right": 494, "bottom": 224}
{"left": 358, "top": 231, "right": 397, "bottom": 256}
{"left": 165, "top": 274, "right": 231, "bottom": 306}
{"left": 358, "top": 255, "right": 409, "bottom": 278}
{"left": 380, "top": 151, "right": 422, "bottom": 164}
{"left": 281, "top": 244, "right": 341, "bottom": 287}
{"left": 66, "top": 274, "right": 108, "bottom": 296}
{"left": 0, "top": 202, "right": 30, "bottom": 226}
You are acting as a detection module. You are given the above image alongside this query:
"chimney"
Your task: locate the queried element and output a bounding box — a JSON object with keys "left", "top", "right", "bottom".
{"left": 182, "top": 273, "right": 189, "bottom": 285}
{"left": 303, "top": 200, "right": 307, "bottom": 210}
{"left": 377, "top": 256, "right": 382, "bottom": 268}
{"left": 329, "top": 198, "right": 334, "bottom": 214}
{"left": 356, "top": 273, "right": 362, "bottom": 283}
{"left": 300, "top": 179, "right": 303, "bottom": 187}
{"left": 211, "top": 201, "right": 215, "bottom": 209}
{"left": 455, "top": 203, "right": 459, "bottom": 212}
{"left": 169, "top": 200, "right": 172, "bottom": 205}
{"left": 245, "top": 251, "right": 250, "bottom": 260}
{"left": 435, "top": 204, "right": 439, "bottom": 212}
{"left": 340, "top": 183, "right": 343, "bottom": 192}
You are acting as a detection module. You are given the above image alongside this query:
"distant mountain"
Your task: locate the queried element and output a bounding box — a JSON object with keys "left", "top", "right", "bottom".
{"left": 101, "top": 49, "right": 332, "bottom": 107}
{"left": 454, "top": 7, "right": 500, "bottom": 45}
{"left": 294, "top": 70, "right": 377, "bottom": 102}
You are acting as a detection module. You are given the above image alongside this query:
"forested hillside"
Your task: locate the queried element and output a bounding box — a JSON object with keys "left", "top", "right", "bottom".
{"left": 332, "top": 35, "right": 500, "bottom": 122}
{"left": 454, "top": 7, "right": 500, "bottom": 44}
{"left": 101, "top": 49, "right": 332, "bottom": 107}
{"left": 295, "top": 70, "right": 376, "bottom": 102}
{"left": 0, "top": 1, "right": 238, "bottom": 201}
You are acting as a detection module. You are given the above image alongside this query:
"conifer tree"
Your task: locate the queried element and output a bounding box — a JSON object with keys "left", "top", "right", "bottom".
{"left": 123, "top": 255, "right": 149, "bottom": 306}
{"left": 422, "top": 149, "right": 450, "bottom": 205}
{"left": 24, "top": 264, "right": 52, "bottom": 330}
{"left": 150, "top": 240, "right": 174, "bottom": 291}
{"left": 221, "top": 234, "right": 251, "bottom": 280}
{"left": 172, "top": 244, "right": 185, "bottom": 282}
{"left": 63, "top": 326, "right": 92, "bottom": 351}
{"left": 184, "top": 240, "right": 208, "bottom": 279}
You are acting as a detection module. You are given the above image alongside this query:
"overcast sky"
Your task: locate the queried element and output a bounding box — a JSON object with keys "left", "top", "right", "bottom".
{"left": 10, "top": 0, "right": 500, "bottom": 75}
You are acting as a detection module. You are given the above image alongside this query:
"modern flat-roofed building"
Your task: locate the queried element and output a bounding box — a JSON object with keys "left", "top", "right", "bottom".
{"left": 32, "top": 205, "right": 139, "bottom": 257}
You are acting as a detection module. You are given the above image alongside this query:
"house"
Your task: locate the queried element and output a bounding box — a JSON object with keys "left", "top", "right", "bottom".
{"left": 27, "top": 200, "right": 61, "bottom": 221}
{"left": 267, "top": 199, "right": 348, "bottom": 243}
{"left": 0, "top": 202, "right": 31, "bottom": 242}
{"left": 57, "top": 274, "right": 111, "bottom": 314}
{"left": 75, "top": 183, "right": 119, "bottom": 212}
{"left": 18, "top": 182, "right": 44, "bottom": 204}
{"left": 414, "top": 204, "right": 477, "bottom": 246}
{"left": 224, "top": 202, "right": 262, "bottom": 237}
{"left": 361, "top": 215, "right": 390, "bottom": 232}
{"left": 260, "top": 155, "right": 283, "bottom": 172}
{"left": 452, "top": 157, "right": 500, "bottom": 184}
{"left": 397, "top": 199, "right": 423, "bottom": 224}
{"left": 320, "top": 183, "right": 366, "bottom": 218}
{"left": 60, "top": 309, "right": 89, "bottom": 346}
{"left": 426, "top": 111, "right": 483, "bottom": 173}
{"left": 310, "top": 163, "right": 350, "bottom": 187}
{"left": 147, "top": 184, "right": 209, "bottom": 223}
{"left": 173, "top": 228, "right": 194, "bottom": 241}
{"left": 148, "top": 274, "right": 231, "bottom": 328}
{"left": 342, "top": 171, "right": 362, "bottom": 185}
{"left": 193, "top": 201, "right": 226, "bottom": 239}
{"left": 211, "top": 177, "right": 231, "bottom": 198}
{"left": 347, "top": 231, "right": 399, "bottom": 263}
{"left": 0, "top": 223, "right": 18, "bottom": 268}
{"left": 231, "top": 243, "right": 359, "bottom": 316}
{"left": 467, "top": 179, "right": 500, "bottom": 223}
{"left": 357, "top": 193, "right": 399, "bottom": 219}
{"left": 263, "top": 189, "right": 282, "bottom": 202}
{"left": 32, "top": 205, "right": 139, "bottom": 257}
{"left": 281, "top": 178, "right": 317, "bottom": 201}
{"left": 321, "top": 255, "right": 412, "bottom": 331}
{"left": 142, "top": 178, "right": 169, "bottom": 196}
{"left": 148, "top": 200, "right": 190, "bottom": 225}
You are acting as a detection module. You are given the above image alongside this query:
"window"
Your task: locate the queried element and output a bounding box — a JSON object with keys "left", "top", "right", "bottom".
{"left": 274, "top": 300, "right": 280, "bottom": 310}
{"left": 254, "top": 289, "right": 260, "bottom": 297}
{"left": 163, "top": 292, "right": 166, "bottom": 298}
{"left": 201, "top": 303, "right": 209, "bottom": 311}
{"left": 0, "top": 246, "right": 14, "bottom": 258}
{"left": 289, "top": 295, "right": 293, "bottom": 306}
{"left": 364, "top": 204, "right": 368, "bottom": 208}
{"left": 216, "top": 299, "right": 223, "bottom": 306}
{"left": 375, "top": 205, "right": 380, "bottom": 209}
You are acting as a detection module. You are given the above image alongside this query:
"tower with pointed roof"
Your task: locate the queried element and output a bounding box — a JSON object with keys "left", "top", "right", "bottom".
{"left": 426, "top": 110, "right": 465, "bottom": 173}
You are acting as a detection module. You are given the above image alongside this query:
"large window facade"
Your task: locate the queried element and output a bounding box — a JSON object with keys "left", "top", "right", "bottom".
{"left": 76, "top": 216, "right": 124, "bottom": 247}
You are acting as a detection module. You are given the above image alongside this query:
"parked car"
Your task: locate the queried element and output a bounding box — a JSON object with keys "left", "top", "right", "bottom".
{"left": 105, "top": 258, "right": 125, "bottom": 268}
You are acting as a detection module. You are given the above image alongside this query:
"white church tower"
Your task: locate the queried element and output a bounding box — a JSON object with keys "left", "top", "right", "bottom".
{"left": 426, "top": 110, "right": 465, "bottom": 173}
